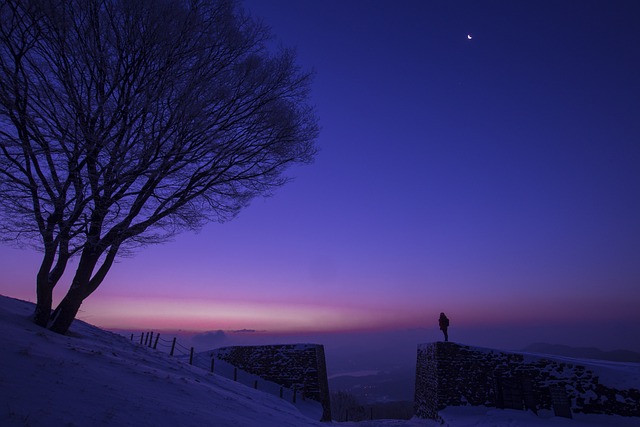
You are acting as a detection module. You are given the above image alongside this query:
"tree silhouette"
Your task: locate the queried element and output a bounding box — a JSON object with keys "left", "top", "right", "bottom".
{"left": 0, "top": 0, "right": 318, "bottom": 334}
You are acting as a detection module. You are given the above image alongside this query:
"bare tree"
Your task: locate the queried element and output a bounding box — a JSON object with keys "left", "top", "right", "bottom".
{"left": 0, "top": 0, "right": 318, "bottom": 334}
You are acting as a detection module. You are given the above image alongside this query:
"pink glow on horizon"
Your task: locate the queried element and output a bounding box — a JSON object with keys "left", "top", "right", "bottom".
{"left": 78, "top": 296, "right": 398, "bottom": 331}
{"left": 1, "top": 246, "right": 635, "bottom": 336}
{"left": 71, "top": 290, "right": 640, "bottom": 334}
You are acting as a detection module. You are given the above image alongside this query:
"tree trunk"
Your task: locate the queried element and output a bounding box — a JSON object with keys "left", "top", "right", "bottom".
{"left": 33, "top": 251, "right": 56, "bottom": 327}
{"left": 48, "top": 291, "right": 84, "bottom": 334}
{"left": 33, "top": 286, "right": 53, "bottom": 327}
{"left": 48, "top": 250, "right": 98, "bottom": 335}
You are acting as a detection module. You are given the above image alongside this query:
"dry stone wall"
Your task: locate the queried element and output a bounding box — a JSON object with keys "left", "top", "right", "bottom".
{"left": 214, "top": 344, "right": 331, "bottom": 421}
{"left": 415, "top": 342, "right": 640, "bottom": 420}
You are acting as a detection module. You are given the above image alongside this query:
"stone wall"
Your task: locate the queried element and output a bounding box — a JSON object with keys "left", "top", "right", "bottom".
{"left": 214, "top": 344, "right": 331, "bottom": 421}
{"left": 415, "top": 342, "right": 640, "bottom": 420}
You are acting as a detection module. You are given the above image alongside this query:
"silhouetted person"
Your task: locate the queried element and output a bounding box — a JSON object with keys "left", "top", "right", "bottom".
{"left": 439, "top": 312, "right": 449, "bottom": 342}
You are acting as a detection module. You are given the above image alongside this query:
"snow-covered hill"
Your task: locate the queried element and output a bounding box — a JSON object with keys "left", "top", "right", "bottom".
{"left": 1, "top": 294, "right": 638, "bottom": 427}
{"left": 0, "top": 295, "right": 323, "bottom": 427}
{"left": 521, "top": 342, "right": 640, "bottom": 363}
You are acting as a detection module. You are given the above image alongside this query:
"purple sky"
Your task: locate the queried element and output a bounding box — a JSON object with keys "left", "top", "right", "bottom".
{"left": 1, "top": 0, "right": 639, "bottom": 351}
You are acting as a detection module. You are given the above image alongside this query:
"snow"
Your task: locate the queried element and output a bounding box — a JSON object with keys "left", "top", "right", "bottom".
{"left": 437, "top": 407, "right": 640, "bottom": 427}
{"left": 519, "top": 351, "right": 640, "bottom": 390}
{"left": 0, "top": 295, "right": 323, "bottom": 427}
{"left": 1, "top": 294, "right": 639, "bottom": 427}
{"left": 190, "top": 348, "right": 323, "bottom": 420}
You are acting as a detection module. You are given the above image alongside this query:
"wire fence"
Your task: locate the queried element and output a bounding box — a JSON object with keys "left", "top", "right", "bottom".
{"left": 127, "top": 331, "right": 320, "bottom": 413}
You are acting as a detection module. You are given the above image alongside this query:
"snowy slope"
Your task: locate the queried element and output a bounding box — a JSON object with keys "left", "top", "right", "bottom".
{"left": 0, "top": 295, "right": 323, "bottom": 427}
{"left": 518, "top": 350, "right": 640, "bottom": 391}
{"left": 1, "top": 294, "right": 639, "bottom": 427}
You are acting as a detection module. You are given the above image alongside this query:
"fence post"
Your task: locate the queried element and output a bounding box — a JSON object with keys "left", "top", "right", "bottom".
{"left": 345, "top": 409, "right": 349, "bottom": 422}
{"left": 149, "top": 332, "right": 154, "bottom": 347}
{"left": 130, "top": 333, "right": 133, "bottom": 341}
{"left": 292, "top": 386, "right": 296, "bottom": 403}
{"left": 144, "top": 332, "right": 149, "bottom": 346}
{"left": 153, "top": 333, "right": 160, "bottom": 350}
{"left": 370, "top": 407, "right": 373, "bottom": 420}
{"left": 279, "top": 386, "right": 283, "bottom": 398}
{"left": 210, "top": 357, "right": 215, "bottom": 373}
{"left": 233, "top": 368, "right": 237, "bottom": 381}
{"left": 253, "top": 380, "right": 258, "bottom": 389}
{"left": 189, "top": 347, "right": 194, "bottom": 365}
{"left": 170, "top": 337, "right": 176, "bottom": 356}
{"left": 139, "top": 333, "right": 143, "bottom": 345}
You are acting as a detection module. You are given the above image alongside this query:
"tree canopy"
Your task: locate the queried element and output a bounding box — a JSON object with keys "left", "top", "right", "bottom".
{"left": 0, "top": 0, "right": 318, "bottom": 334}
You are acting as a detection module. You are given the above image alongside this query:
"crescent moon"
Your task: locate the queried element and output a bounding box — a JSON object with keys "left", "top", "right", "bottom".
{"left": 467, "top": 34, "right": 473, "bottom": 40}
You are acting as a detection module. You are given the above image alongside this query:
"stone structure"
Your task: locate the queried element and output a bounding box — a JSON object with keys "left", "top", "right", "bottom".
{"left": 214, "top": 344, "right": 331, "bottom": 421}
{"left": 415, "top": 342, "right": 640, "bottom": 420}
